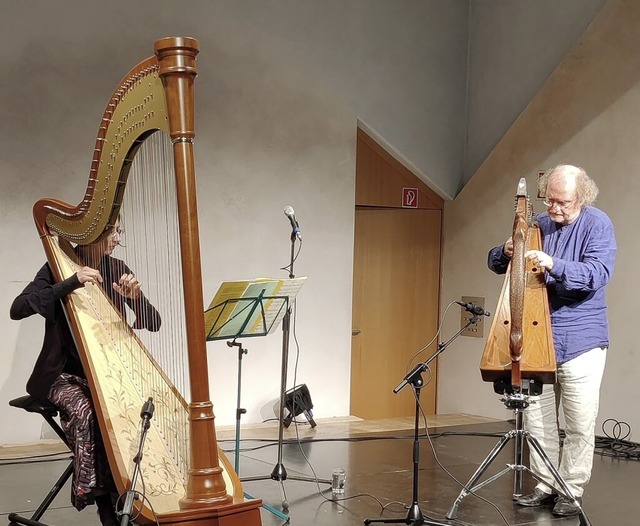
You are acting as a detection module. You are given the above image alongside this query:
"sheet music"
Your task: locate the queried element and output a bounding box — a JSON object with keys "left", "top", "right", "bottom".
{"left": 204, "top": 280, "right": 253, "bottom": 337}
{"left": 204, "top": 277, "right": 307, "bottom": 339}
{"left": 261, "top": 277, "right": 307, "bottom": 335}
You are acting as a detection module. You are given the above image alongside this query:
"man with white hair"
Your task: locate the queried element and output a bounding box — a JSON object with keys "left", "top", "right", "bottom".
{"left": 487, "top": 164, "right": 616, "bottom": 516}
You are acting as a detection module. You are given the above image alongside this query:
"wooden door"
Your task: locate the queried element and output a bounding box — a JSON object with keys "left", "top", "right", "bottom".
{"left": 350, "top": 207, "right": 442, "bottom": 418}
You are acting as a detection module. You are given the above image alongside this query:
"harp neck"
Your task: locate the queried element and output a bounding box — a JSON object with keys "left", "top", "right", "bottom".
{"left": 480, "top": 177, "right": 556, "bottom": 392}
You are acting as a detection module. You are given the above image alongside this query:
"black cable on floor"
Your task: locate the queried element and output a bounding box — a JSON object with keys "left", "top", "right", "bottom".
{"left": 594, "top": 418, "right": 640, "bottom": 461}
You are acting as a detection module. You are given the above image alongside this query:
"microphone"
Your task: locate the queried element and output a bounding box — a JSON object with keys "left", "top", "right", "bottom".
{"left": 284, "top": 205, "right": 302, "bottom": 240}
{"left": 455, "top": 301, "right": 490, "bottom": 317}
{"left": 140, "top": 397, "right": 155, "bottom": 424}
{"left": 134, "top": 398, "right": 154, "bottom": 463}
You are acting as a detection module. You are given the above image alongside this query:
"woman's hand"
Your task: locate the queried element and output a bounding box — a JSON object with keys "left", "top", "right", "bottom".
{"left": 76, "top": 267, "right": 103, "bottom": 285}
{"left": 113, "top": 273, "right": 141, "bottom": 300}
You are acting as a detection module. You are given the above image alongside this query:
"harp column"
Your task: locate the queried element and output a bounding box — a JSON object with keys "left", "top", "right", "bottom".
{"left": 155, "top": 37, "right": 231, "bottom": 508}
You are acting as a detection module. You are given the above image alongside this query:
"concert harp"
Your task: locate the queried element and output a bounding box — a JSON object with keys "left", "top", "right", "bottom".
{"left": 32, "top": 37, "right": 262, "bottom": 526}
{"left": 480, "top": 178, "right": 556, "bottom": 391}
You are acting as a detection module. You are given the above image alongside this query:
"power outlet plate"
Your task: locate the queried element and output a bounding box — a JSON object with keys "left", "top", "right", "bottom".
{"left": 460, "top": 295, "right": 485, "bottom": 338}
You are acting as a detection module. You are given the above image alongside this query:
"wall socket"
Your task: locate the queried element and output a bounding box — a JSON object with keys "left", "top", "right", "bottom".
{"left": 460, "top": 295, "right": 486, "bottom": 338}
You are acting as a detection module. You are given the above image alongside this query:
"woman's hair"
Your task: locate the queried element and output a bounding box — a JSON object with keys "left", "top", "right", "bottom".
{"left": 537, "top": 164, "right": 599, "bottom": 207}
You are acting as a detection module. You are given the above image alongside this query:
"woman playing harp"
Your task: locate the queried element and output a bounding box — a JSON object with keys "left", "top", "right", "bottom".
{"left": 487, "top": 164, "right": 616, "bottom": 517}
{"left": 11, "top": 37, "right": 262, "bottom": 526}
{"left": 10, "top": 220, "right": 161, "bottom": 526}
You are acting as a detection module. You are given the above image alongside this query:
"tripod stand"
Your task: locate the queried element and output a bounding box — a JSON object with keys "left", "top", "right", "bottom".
{"left": 364, "top": 317, "right": 479, "bottom": 525}
{"left": 445, "top": 384, "right": 591, "bottom": 526}
{"left": 241, "top": 223, "right": 330, "bottom": 511}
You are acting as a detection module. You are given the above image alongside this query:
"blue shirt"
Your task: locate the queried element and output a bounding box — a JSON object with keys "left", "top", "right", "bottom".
{"left": 487, "top": 206, "right": 616, "bottom": 364}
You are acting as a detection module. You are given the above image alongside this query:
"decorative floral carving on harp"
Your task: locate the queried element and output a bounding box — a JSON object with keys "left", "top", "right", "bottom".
{"left": 480, "top": 178, "right": 556, "bottom": 392}
{"left": 32, "top": 37, "right": 262, "bottom": 526}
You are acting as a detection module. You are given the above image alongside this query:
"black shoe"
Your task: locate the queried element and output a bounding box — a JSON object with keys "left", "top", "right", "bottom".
{"left": 514, "top": 488, "right": 556, "bottom": 507}
{"left": 96, "top": 509, "right": 119, "bottom": 526}
{"left": 553, "top": 496, "right": 582, "bottom": 516}
{"left": 96, "top": 493, "right": 119, "bottom": 526}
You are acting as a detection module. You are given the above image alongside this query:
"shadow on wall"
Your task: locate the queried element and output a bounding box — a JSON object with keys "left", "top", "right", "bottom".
{"left": 447, "top": 0, "right": 640, "bottom": 241}
{"left": 1, "top": 315, "right": 58, "bottom": 444}
{"left": 459, "top": 0, "right": 640, "bottom": 209}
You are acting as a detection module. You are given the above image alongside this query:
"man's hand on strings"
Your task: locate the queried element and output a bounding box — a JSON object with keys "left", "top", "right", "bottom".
{"left": 113, "top": 273, "right": 141, "bottom": 300}
{"left": 77, "top": 267, "right": 103, "bottom": 286}
{"left": 526, "top": 250, "right": 554, "bottom": 271}
{"left": 503, "top": 237, "right": 514, "bottom": 258}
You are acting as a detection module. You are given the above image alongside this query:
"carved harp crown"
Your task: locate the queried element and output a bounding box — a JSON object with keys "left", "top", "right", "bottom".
{"left": 32, "top": 37, "right": 262, "bottom": 525}
{"left": 480, "top": 178, "right": 556, "bottom": 391}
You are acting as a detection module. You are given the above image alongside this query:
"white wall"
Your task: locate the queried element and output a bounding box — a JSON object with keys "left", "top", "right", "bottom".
{"left": 0, "top": 0, "right": 614, "bottom": 446}
{"left": 0, "top": 0, "right": 469, "bottom": 444}
{"left": 440, "top": 0, "right": 640, "bottom": 439}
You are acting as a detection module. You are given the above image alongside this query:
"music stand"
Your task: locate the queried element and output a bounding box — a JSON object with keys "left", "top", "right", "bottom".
{"left": 205, "top": 278, "right": 300, "bottom": 341}
{"left": 205, "top": 276, "right": 319, "bottom": 515}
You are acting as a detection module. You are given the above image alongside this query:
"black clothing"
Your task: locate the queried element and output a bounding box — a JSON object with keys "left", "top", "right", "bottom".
{"left": 10, "top": 254, "right": 161, "bottom": 399}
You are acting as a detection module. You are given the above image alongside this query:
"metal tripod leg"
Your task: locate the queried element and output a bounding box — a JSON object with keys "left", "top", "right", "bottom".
{"left": 446, "top": 395, "right": 591, "bottom": 526}
{"left": 445, "top": 429, "right": 519, "bottom": 520}
{"left": 525, "top": 432, "right": 591, "bottom": 526}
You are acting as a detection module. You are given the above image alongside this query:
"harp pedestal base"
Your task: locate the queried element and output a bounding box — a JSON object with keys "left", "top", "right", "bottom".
{"left": 157, "top": 498, "right": 263, "bottom": 526}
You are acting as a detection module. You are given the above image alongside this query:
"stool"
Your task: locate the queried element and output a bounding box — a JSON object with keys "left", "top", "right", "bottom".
{"left": 8, "top": 395, "right": 74, "bottom": 526}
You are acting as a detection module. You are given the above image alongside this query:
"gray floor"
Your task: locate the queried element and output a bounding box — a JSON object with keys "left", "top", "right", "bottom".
{"left": 2, "top": 421, "right": 638, "bottom": 526}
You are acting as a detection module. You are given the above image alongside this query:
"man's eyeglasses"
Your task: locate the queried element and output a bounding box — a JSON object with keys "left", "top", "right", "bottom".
{"left": 108, "top": 227, "right": 125, "bottom": 238}
{"left": 543, "top": 198, "right": 576, "bottom": 211}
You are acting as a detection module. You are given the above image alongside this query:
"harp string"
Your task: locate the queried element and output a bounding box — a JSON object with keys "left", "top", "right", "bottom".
{"left": 52, "top": 235, "right": 190, "bottom": 485}
{"left": 115, "top": 131, "right": 190, "bottom": 480}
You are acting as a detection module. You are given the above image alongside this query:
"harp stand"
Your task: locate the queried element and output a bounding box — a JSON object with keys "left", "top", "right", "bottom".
{"left": 364, "top": 317, "right": 479, "bottom": 525}
{"left": 241, "top": 230, "right": 330, "bottom": 511}
{"left": 445, "top": 382, "right": 591, "bottom": 526}
{"left": 118, "top": 398, "right": 154, "bottom": 526}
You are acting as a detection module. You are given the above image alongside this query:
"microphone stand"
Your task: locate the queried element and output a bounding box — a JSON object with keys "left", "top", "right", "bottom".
{"left": 364, "top": 317, "right": 480, "bottom": 525}
{"left": 242, "top": 227, "right": 329, "bottom": 512}
{"left": 270, "top": 229, "right": 298, "bottom": 484}
{"left": 119, "top": 398, "right": 154, "bottom": 526}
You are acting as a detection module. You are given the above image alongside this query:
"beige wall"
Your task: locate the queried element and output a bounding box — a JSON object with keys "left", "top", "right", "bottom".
{"left": 0, "top": 0, "right": 469, "bottom": 445}
{"left": 0, "top": 0, "right": 616, "bottom": 446}
{"left": 440, "top": 0, "right": 640, "bottom": 438}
